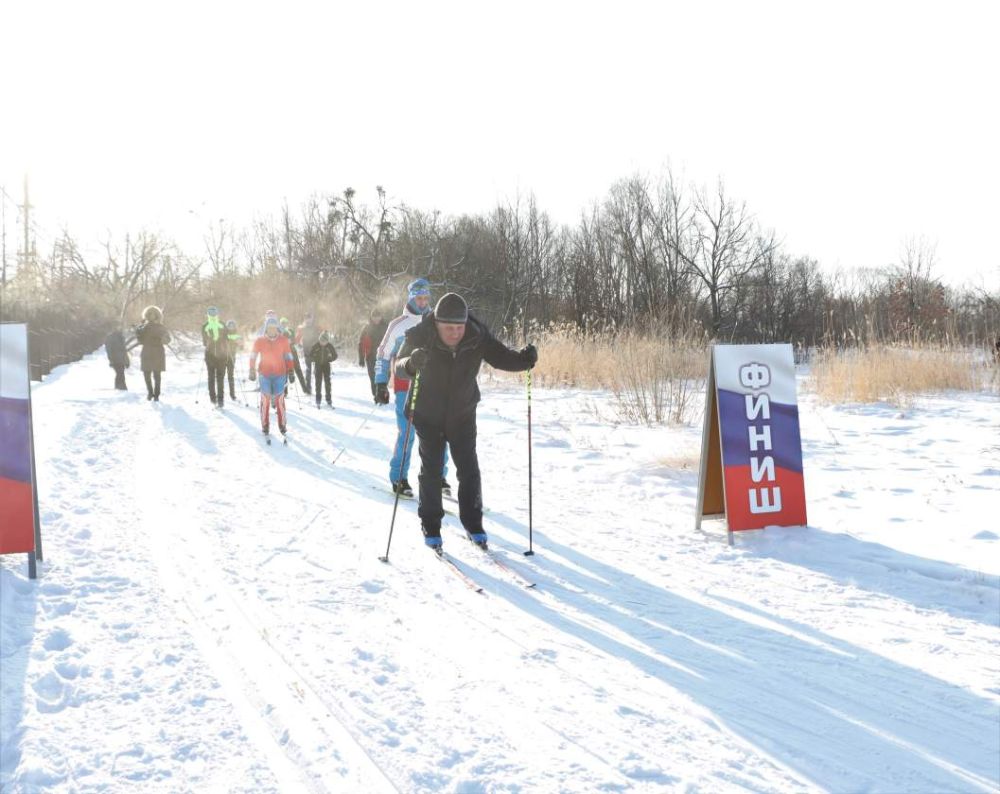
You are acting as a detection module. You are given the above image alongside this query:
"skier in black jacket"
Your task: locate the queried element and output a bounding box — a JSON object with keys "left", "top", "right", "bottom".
{"left": 202, "top": 306, "right": 228, "bottom": 407}
{"left": 358, "top": 309, "right": 388, "bottom": 397}
{"left": 104, "top": 328, "right": 131, "bottom": 390}
{"left": 394, "top": 292, "right": 537, "bottom": 551}
{"left": 309, "top": 331, "right": 338, "bottom": 408}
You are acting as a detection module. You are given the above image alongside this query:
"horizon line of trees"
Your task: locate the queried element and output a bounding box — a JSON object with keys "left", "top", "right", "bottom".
{"left": 2, "top": 173, "right": 998, "bottom": 351}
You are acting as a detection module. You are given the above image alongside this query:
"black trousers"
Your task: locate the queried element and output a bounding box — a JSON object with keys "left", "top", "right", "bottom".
{"left": 303, "top": 350, "right": 314, "bottom": 385}
{"left": 366, "top": 357, "right": 378, "bottom": 396}
{"left": 416, "top": 415, "right": 481, "bottom": 534}
{"left": 225, "top": 357, "right": 236, "bottom": 398}
{"left": 143, "top": 370, "right": 161, "bottom": 398}
{"left": 313, "top": 363, "right": 332, "bottom": 403}
{"left": 291, "top": 348, "right": 309, "bottom": 393}
{"left": 112, "top": 365, "right": 127, "bottom": 390}
{"left": 206, "top": 358, "right": 226, "bottom": 404}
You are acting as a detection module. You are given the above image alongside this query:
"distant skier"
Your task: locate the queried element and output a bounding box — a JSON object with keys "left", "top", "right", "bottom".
{"left": 131, "top": 305, "right": 171, "bottom": 402}
{"left": 202, "top": 306, "right": 228, "bottom": 408}
{"left": 296, "top": 313, "right": 320, "bottom": 388}
{"left": 280, "top": 316, "right": 309, "bottom": 395}
{"left": 224, "top": 319, "right": 242, "bottom": 401}
{"left": 104, "top": 327, "right": 131, "bottom": 390}
{"left": 309, "top": 331, "right": 338, "bottom": 408}
{"left": 248, "top": 317, "right": 294, "bottom": 440}
{"left": 373, "top": 278, "right": 449, "bottom": 497}
{"left": 358, "top": 308, "right": 388, "bottom": 397}
{"left": 395, "top": 292, "right": 537, "bottom": 551}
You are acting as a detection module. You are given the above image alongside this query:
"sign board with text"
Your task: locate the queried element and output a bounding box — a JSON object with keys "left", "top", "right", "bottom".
{"left": 696, "top": 344, "right": 807, "bottom": 539}
{"left": 1, "top": 323, "right": 42, "bottom": 577}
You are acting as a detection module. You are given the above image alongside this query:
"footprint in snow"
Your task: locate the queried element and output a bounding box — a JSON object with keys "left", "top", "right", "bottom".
{"left": 43, "top": 628, "right": 73, "bottom": 652}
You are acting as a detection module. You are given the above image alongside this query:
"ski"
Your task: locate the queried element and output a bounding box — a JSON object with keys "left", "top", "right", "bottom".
{"left": 434, "top": 549, "right": 484, "bottom": 593}
{"left": 478, "top": 547, "right": 537, "bottom": 589}
{"left": 454, "top": 531, "right": 536, "bottom": 588}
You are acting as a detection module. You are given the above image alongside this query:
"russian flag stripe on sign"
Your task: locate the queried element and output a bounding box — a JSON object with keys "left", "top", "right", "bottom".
{"left": 712, "top": 344, "right": 808, "bottom": 532}
{"left": 0, "top": 324, "right": 36, "bottom": 555}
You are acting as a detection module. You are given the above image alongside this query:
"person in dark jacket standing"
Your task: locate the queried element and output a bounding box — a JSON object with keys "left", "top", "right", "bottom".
{"left": 202, "top": 306, "right": 228, "bottom": 408}
{"left": 309, "top": 331, "right": 338, "bottom": 408}
{"left": 395, "top": 292, "right": 537, "bottom": 551}
{"left": 358, "top": 309, "right": 388, "bottom": 397}
{"left": 105, "top": 328, "right": 131, "bottom": 390}
{"left": 132, "top": 305, "right": 171, "bottom": 401}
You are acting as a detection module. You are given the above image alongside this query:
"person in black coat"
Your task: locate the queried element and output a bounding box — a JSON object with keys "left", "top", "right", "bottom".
{"left": 358, "top": 309, "right": 388, "bottom": 397}
{"left": 202, "top": 306, "right": 229, "bottom": 407}
{"left": 394, "top": 292, "right": 537, "bottom": 551}
{"left": 131, "top": 305, "right": 171, "bottom": 401}
{"left": 309, "top": 331, "right": 339, "bottom": 408}
{"left": 105, "top": 328, "right": 131, "bottom": 390}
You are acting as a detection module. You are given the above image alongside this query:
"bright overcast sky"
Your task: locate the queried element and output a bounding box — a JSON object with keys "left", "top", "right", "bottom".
{"left": 1, "top": 0, "right": 998, "bottom": 287}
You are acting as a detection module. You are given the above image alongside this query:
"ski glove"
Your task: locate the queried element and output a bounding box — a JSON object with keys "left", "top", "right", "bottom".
{"left": 248, "top": 368, "right": 257, "bottom": 382}
{"left": 288, "top": 371, "right": 295, "bottom": 384}
{"left": 405, "top": 348, "right": 429, "bottom": 375}
{"left": 375, "top": 383, "right": 390, "bottom": 405}
{"left": 520, "top": 344, "right": 538, "bottom": 368}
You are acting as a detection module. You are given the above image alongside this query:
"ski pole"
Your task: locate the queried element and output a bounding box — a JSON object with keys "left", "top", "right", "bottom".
{"left": 331, "top": 404, "right": 378, "bottom": 466}
{"left": 235, "top": 354, "right": 249, "bottom": 406}
{"left": 195, "top": 358, "right": 205, "bottom": 404}
{"left": 379, "top": 372, "right": 420, "bottom": 564}
{"left": 524, "top": 368, "right": 535, "bottom": 556}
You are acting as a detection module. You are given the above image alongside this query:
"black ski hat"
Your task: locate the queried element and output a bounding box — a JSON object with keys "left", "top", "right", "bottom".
{"left": 434, "top": 292, "right": 468, "bottom": 324}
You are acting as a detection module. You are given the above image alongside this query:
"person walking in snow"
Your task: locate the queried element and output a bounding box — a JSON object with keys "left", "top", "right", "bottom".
{"left": 358, "top": 308, "right": 388, "bottom": 397}
{"left": 104, "top": 327, "right": 131, "bottom": 390}
{"left": 202, "top": 306, "right": 229, "bottom": 408}
{"left": 395, "top": 292, "right": 537, "bottom": 551}
{"left": 131, "top": 305, "right": 171, "bottom": 402}
{"left": 280, "top": 316, "right": 309, "bottom": 395}
{"left": 224, "top": 319, "right": 242, "bottom": 401}
{"left": 309, "top": 330, "right": 338, "bottom": 408}
{"left": 374, "top": 278, "right": 449, "bottom": 498}
{"left": 296, "top": 313, "right": 320, "bottom": 388}
{"left": 248, "top": 317, "right": 294, "bottom": 439}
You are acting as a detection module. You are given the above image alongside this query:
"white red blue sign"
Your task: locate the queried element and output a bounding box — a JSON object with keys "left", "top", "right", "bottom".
{"left": 697, "top": 344, "right": 807, "bottom": 534}
{"left": 0, "top": 323, "right": 38, "bottom": 562}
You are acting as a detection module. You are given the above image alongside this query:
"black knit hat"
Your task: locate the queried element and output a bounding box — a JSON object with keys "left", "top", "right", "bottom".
{"left": 434, "top": 292, "right": 468, "bottom": 324}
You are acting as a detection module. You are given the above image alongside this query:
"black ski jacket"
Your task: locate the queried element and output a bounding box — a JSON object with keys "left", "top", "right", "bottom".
{"left": 394, "top": 312, "right": 531, "bottom": 429}
{"left": 309, "top": 340, "right": 339, "bottom": 367}
{"left": 105, "top": 330, "right": 130, "bottom": 368}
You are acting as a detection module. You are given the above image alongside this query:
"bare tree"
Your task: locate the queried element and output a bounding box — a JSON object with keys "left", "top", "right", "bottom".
{"left": 680, "top": 180, "right": 777, "bottom": 336}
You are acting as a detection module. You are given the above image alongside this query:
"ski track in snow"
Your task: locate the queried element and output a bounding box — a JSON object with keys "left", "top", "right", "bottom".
{"left": 2, "top": 340, "right": 999, "bottom": 793}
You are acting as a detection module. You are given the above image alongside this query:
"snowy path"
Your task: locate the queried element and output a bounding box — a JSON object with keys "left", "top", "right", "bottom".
{"left": 2, "top": 341, "right": 998, "bottom": 792}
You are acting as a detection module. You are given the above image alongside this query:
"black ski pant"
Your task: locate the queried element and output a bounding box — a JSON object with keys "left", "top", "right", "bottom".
{"left": 314, "top": 363, "right": 332, "bottom": 404}
{"left": 303, "top": 349, "right": 314, "bottom": 386}
{"left": 225, "top": 356, "right": 236, "bottom": 399}
{"left": 206, "top": 356, "right": 226, "bottom": 404}
{"left": 291, "top": 347, "right": 309, "bottom": 393}
{"left": 416, "top": 415, "right": 481, "bottom": 535}
{"left": 112, "top": 365, "right": 127, "bottom": 390}
{"left": 143, "top": 370, "right": 161, "bottom": 399}
{"left": 365, "top": 356, "right": 378, "bottom": 396}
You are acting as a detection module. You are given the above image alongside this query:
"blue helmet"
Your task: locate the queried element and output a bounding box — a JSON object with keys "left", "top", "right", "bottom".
{"left": 406, "top": 278, "right": 432, "bottom": 315}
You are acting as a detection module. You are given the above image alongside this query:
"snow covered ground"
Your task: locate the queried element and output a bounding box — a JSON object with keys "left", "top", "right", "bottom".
{"left": 2, "top": 338, "right": 998, "bottom": 793}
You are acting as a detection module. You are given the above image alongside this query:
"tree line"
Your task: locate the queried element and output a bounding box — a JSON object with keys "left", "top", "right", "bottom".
{"left": 3, "top": 174, "right": 998, "bottom": 350}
